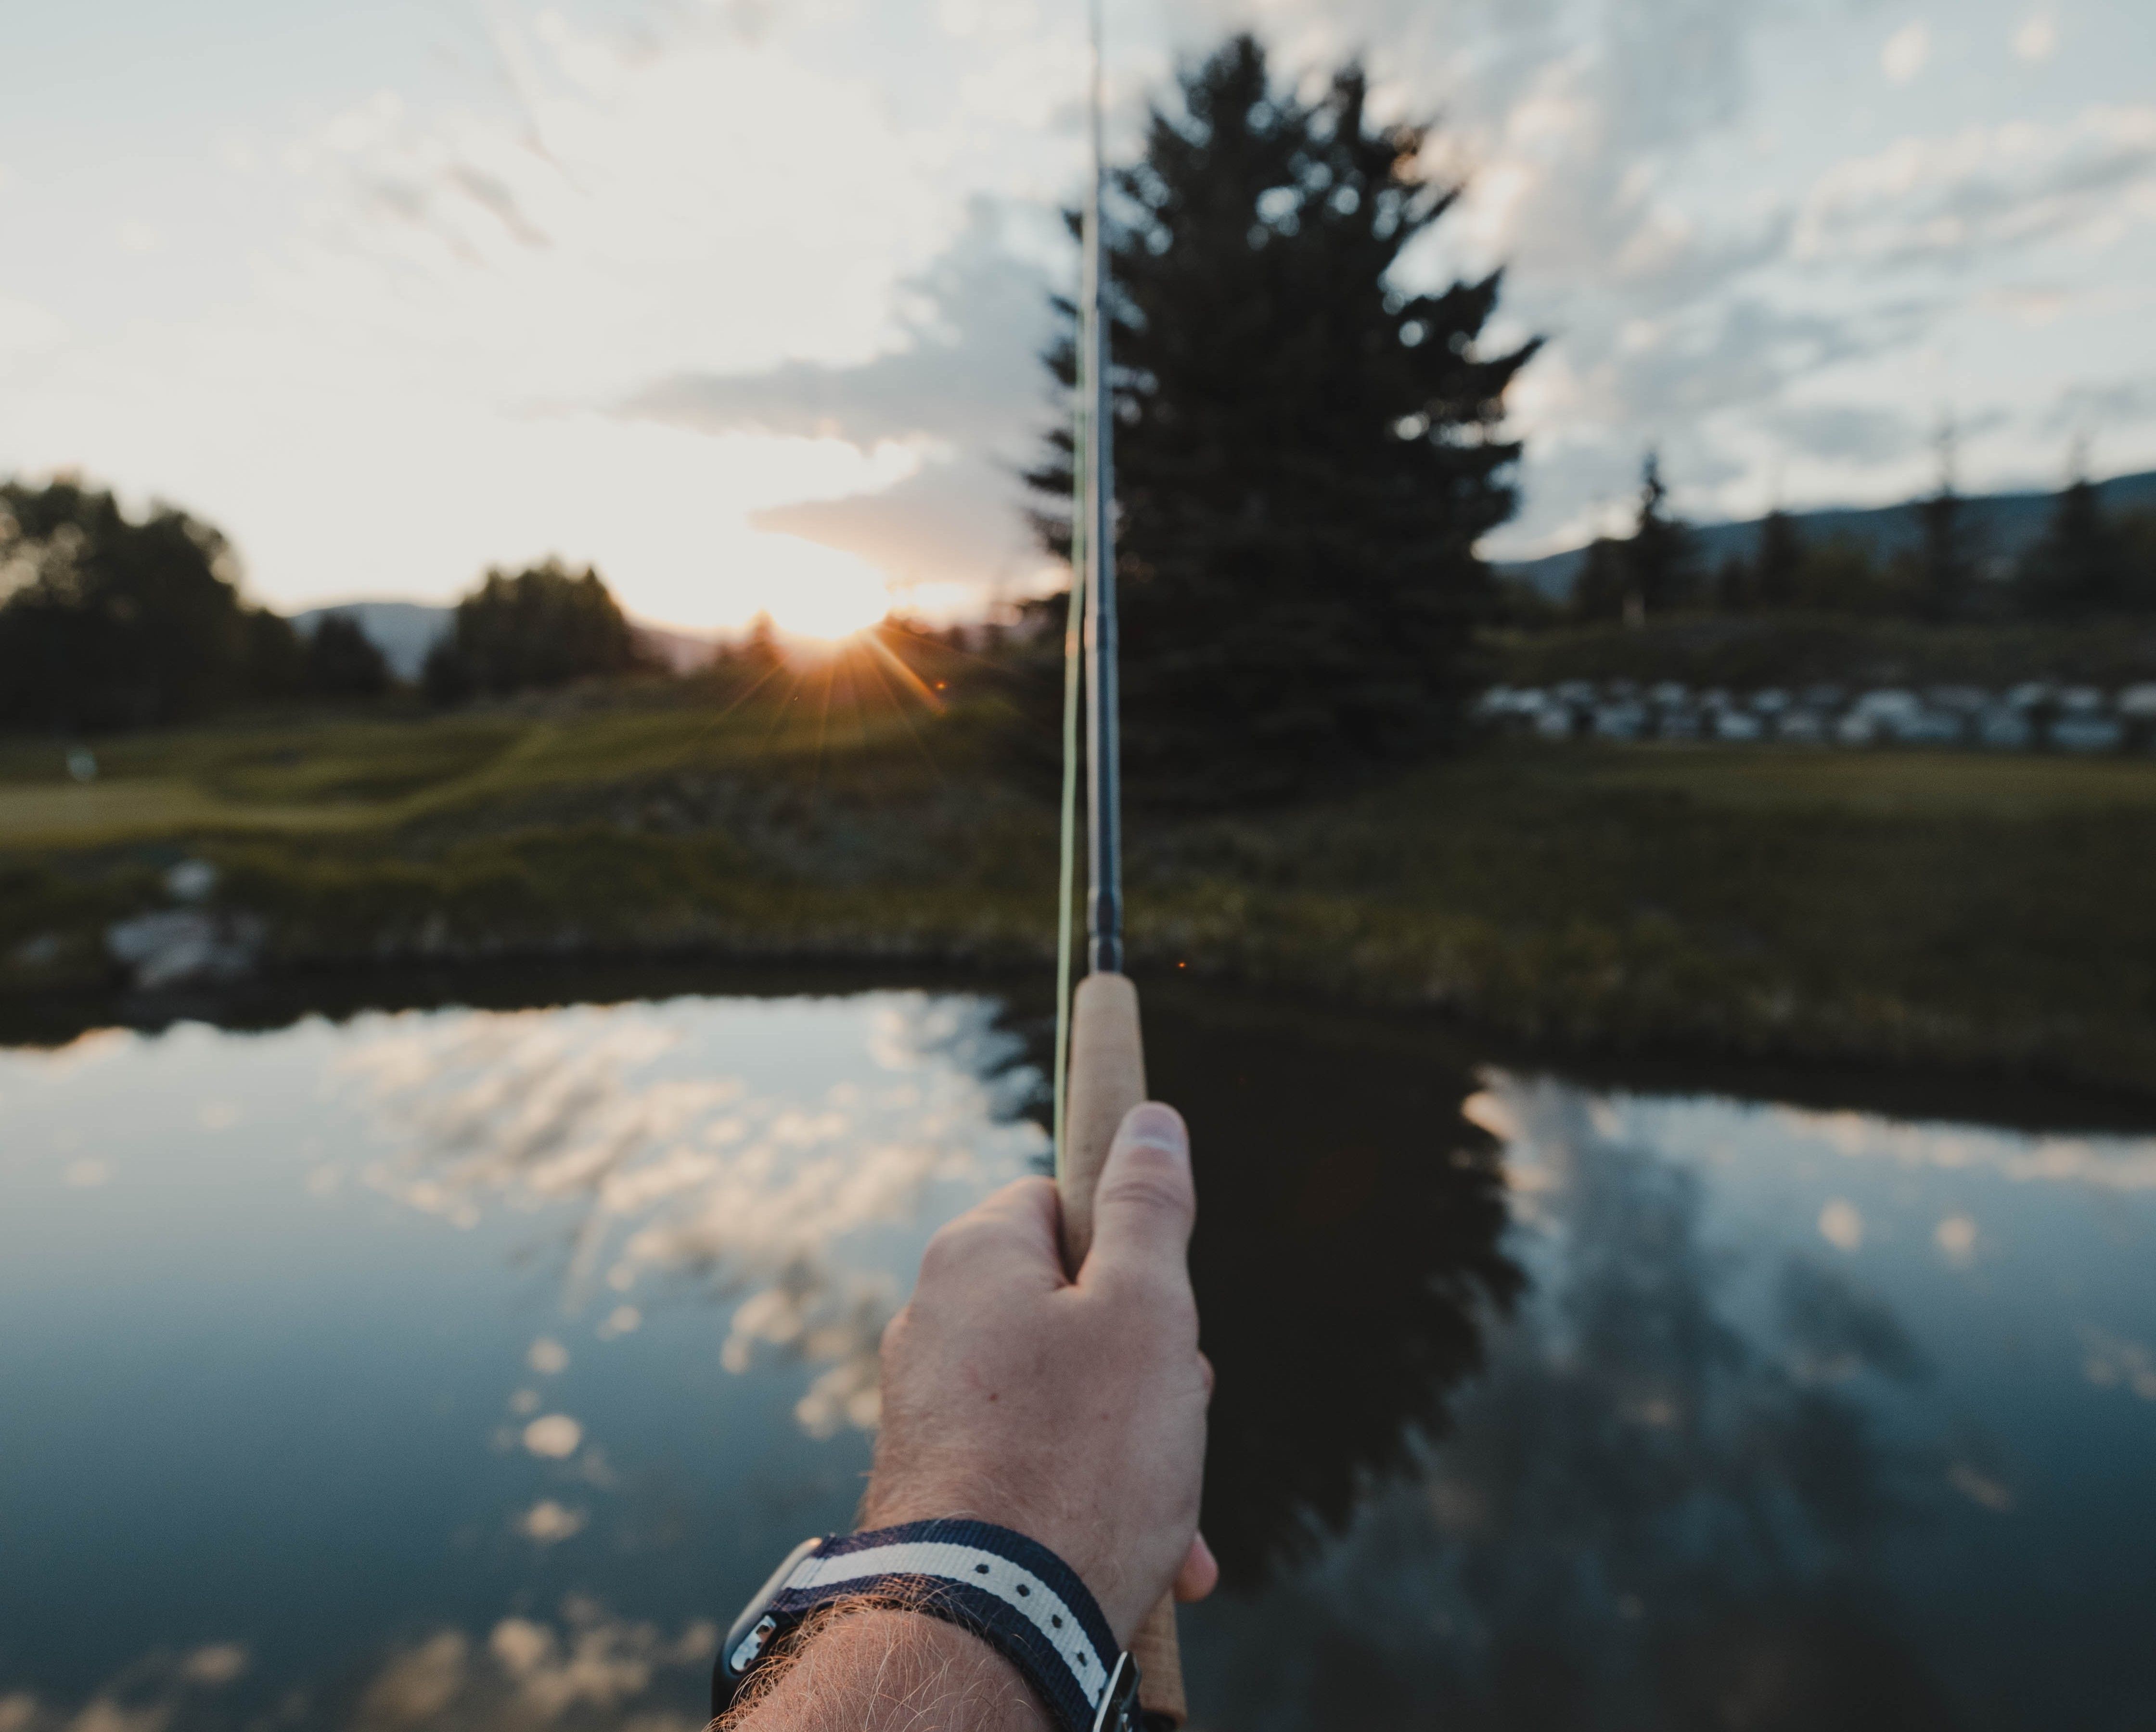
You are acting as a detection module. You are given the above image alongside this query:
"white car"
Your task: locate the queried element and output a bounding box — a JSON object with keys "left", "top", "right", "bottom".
{"left": 1976, "top": 708, "right": 2034, "bottom": 750}
{"left": 2052, "top": 715, "right": 2124, "bottom": 753}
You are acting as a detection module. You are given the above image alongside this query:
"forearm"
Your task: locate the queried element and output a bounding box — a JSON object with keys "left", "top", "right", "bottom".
{"left": 723, "top": 1607, "right": 1054, "bottom": 1732}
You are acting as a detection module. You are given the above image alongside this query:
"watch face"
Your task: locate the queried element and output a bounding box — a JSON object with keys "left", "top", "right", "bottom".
{"left": 715, "top": 1536, "right": 827, "bottom": 1718}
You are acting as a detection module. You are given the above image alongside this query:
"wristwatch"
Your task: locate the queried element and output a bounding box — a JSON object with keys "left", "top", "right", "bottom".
{"left": 712, "top": 1518, "right": 1144, "bottom": 1732}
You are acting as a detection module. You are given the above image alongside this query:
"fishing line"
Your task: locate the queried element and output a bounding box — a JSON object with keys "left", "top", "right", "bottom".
{"left": 1053, "top": 0, "right": 1105, "bottom": 1183}
{"left": 1052, "top": 376, "right": 1088, "bottom": 1182}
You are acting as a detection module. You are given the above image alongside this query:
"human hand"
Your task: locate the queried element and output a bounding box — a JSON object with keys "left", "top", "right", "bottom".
{"left": 861, "top": 1101, "right": 1218, "bottom": 1641}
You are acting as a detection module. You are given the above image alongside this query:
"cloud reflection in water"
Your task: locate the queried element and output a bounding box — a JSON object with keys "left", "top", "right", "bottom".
{"left": 1188, "top": 1070, "right": 1963, "bottom": 1728}
{"left": 337, "top": 994, "right": 1043, "bottom": 1437}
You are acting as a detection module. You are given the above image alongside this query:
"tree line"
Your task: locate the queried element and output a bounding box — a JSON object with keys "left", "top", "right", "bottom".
{"left": 0, "top": 477, "right": 656, "bottom": 732}
{"left": 1559, "top": 454, "right": 2156, "bottom": 627}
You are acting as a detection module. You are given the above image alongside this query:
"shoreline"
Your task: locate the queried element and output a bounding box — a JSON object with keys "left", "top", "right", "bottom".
{"left": 11, "top": 935, "right": 2156, "bottom": 1135}
{"left": 4, "top": 706, "right": 2151, "bottom": 1105}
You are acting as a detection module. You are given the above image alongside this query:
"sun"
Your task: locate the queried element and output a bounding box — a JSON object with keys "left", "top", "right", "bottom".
{"left": 749, "top": 535, "right": 894, "bottom": 643}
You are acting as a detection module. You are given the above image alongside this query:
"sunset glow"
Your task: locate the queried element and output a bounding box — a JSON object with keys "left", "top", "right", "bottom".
{"left": 753, "top": 536, "right": 895, "bottom": 643}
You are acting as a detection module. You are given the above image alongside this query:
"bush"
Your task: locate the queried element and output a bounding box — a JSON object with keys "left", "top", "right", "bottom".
{"left": 423, "top": 560, "right": 653, "bottom": 704}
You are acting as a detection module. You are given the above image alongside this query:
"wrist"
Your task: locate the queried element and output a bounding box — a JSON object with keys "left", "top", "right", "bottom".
{"left": 714, "top": 1520, "right": 1141, "bottom": 1732}
{"left": 726, "top": 1607, "right": 1052, "bottom": 1732}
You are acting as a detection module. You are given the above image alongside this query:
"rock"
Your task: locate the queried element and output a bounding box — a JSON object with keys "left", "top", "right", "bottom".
{"left": 105, "top": 909, "right": 266, "bottom": 989}
{"left": 164, "top": 859, "right": 220, "bottom": 904}
{"left": 12, "top": 932, "right": 64, "bottom": 968}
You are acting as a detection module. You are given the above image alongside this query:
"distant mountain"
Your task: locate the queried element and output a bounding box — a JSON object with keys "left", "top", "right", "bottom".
{"left": 1494, "top": 469, "right": 2156, "bottom": 603}
{"left": 293, "top": 601, "right": 448, "bottom": 681}
{"left": 635, "top": 622, "right": 721, "bottom": 675}
{"left": 294, "top": 601, "right": 719, "bottom": 680}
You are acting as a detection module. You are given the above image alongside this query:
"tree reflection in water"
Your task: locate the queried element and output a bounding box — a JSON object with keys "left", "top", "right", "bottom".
{"left": 1172, "top": 1060, "right": 1958, "bottom": 1730}
{"left": 1139, "top": 992, "right": 1523, "bottom": 1584}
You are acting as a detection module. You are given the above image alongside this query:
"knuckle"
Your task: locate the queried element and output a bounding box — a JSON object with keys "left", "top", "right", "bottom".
{"left": 917, "top": 1219, "right": 977, "bottom": 1279}
{"left": 1097, "top": 1161, "right": 1193, "bottom": 1223}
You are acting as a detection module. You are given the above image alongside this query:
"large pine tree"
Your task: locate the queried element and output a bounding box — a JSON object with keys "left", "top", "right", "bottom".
{"left": 1027, "top": 35, "right": 1537, "bottom": 802}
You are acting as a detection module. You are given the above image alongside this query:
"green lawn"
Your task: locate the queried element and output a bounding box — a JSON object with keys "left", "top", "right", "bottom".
{"left": 1592, "top": 745, "right": 2156, "bottom": 817}
{"left": 4, "top": 699, "right": 2151, "bottom": 1096}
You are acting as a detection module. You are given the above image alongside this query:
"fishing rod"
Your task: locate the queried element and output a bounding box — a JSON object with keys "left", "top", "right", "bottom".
{"left": 1051, "top": 2, "right": 1186, "bottom": 1724}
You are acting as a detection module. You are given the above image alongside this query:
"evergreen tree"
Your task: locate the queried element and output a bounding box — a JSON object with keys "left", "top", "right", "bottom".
{"left": 1754, "top": 509, "right": 1803, "bottom": 610}
{"left": 2119, "top": 509, "right": 2156, "bottom": 614}
{"left": 1621, "top": 452, "right": 1700, "bottom": 618}
{"left": 2014, "top": 476, "right": 2126, "bottom": 620}
{"left": 303, "top": 611, "right": 392, "bottom": 699}
{"left": 1916, "top": 486, "right": 1973, "bottom": 620}
{"left": 1915, "top": 428, "right": 1974, "bottom": 621}
{"left": 1025, "top": 34, "right": 1538, "bottom": 802}
{"left": 698, "top": 611, "right": 789, "bottom": 700}
{"left": 423, "top": 559, "right": 651, "bottom": 704}
{"left": 241, "top": 606, "right": 306, "bottom": 699}
{"left": 1569, "top": 537, "right": 1629, "bottom": 624}
{"left": 1799, "top": 534, "right": 1897, "bottom": 615}
{"left": 1711, "top": 551, "right": 1753, "bottom": 613}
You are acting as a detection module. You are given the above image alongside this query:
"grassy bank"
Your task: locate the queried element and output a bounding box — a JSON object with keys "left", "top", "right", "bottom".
{"left": 1489, "top": 615, "right": 2156, "bottom": 690}
{"left": 3, "top": 686, "right": 2152, "bottom": 1095}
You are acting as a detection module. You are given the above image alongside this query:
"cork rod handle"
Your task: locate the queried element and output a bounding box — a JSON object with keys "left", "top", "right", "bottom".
{"left": 1058, "top": 973, "right": 1186, "bottom": 1729}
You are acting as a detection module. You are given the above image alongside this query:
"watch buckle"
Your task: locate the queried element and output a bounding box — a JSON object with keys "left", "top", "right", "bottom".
{"left": 1091, "top": 1650, "right": 1142, "bottom": 1732}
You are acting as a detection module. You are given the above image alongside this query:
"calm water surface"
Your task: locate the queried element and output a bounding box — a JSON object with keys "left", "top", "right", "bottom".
{"left": 2, "top": 982, "right": 2152, "bottom": 1732}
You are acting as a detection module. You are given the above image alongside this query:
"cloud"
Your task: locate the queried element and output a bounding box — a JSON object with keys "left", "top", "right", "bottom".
{"left": 751, "top": 453, "right": 1046, "bottom": 605}
{"left": 626, "top": 198, "right": 1052, "bottom": 452}
{"left": 1605, "top": 297, "right": 1929, "bottom": 426}
{"left": 0, "top": 295, "right": 64, "bottom": 362}
{"left": 1762, "top": 401, "right": 1922, "bottom": 465}
{"left": 1794, "top": 105, "right": 2156, "bottom": 269}
{"left": 2013, "top": 13, "right": 2057, "bottom": 63}
{"left": 6, "top": 1604, "right": 713, "bottom": 1732}
{"left": 340, "top": 993, "right": 1045, "bottom": 1439}
{"left": 630, "top": 0, "right": 1799, "bottom": 574}
{"left": 522, "top": 1414, "right": 583, "bottom": 1458}
{"left": 1880, "top": 21, "right": 1931, "bottom": 86}
{"left": 177, "top": 1646, "right": 248, "bottom": 1687}
{"left": 13, "top": 0, "right": 2152, "bottom": 595}
{"left": 1817, "top": 1197, "right": 1866, "bottom": 1253}
{"left": 513, "top": 1500, "right": 589, "bottom": 1543}
{"left": 624, "top": 198, "right": 1059, "bottom": 608}
{"left": 2044, "top": 377, "right": 2156, "bottom": 434}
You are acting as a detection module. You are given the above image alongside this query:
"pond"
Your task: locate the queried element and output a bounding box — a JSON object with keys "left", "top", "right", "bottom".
{"left": 3, "top": 976, "right": 2153, "bottom": 1732}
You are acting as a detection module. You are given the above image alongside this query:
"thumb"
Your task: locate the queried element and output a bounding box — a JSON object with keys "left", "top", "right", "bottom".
{"left": 1081, "top": 1101, "right": 1196, "bottom": 1291}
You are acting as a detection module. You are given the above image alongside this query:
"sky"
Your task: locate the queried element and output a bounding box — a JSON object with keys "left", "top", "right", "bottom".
{"left": 1, "top": 0, "right": 2152, "bottom": 633}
